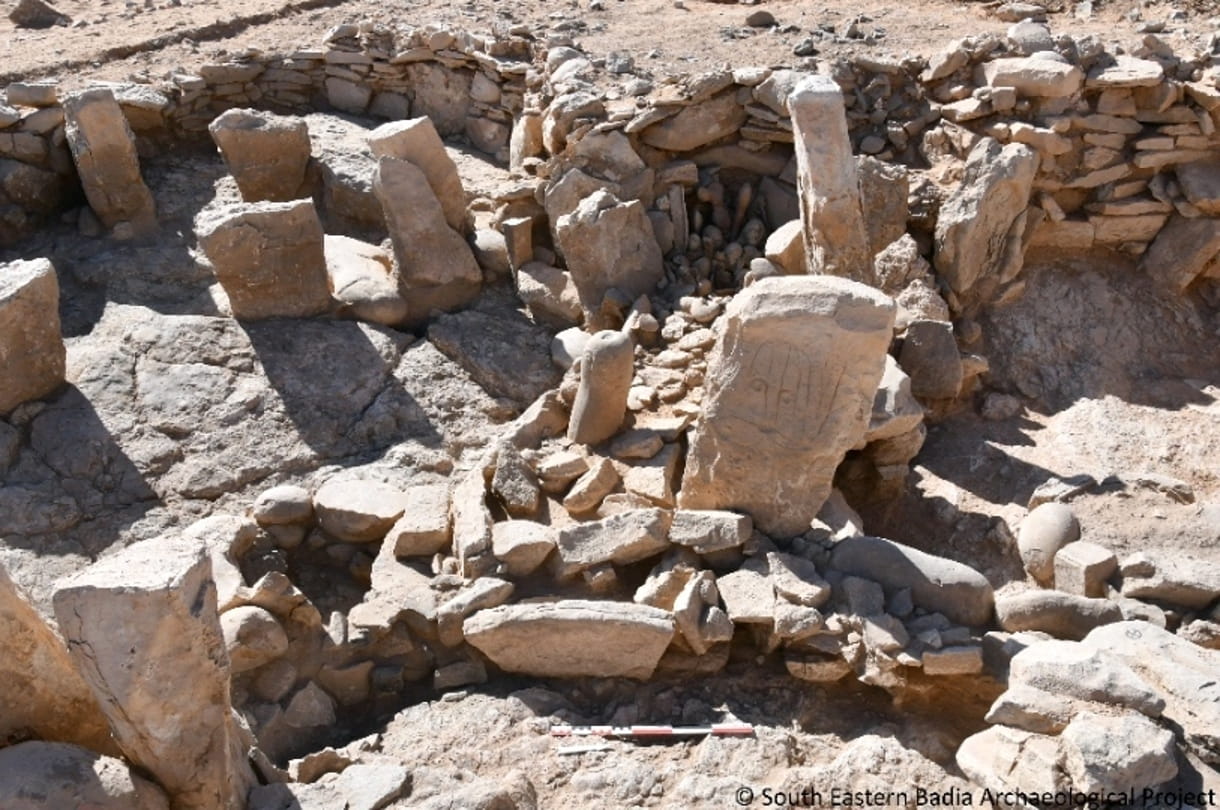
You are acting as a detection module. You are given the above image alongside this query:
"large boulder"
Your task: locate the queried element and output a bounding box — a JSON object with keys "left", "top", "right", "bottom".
{"left": 0, "top": 257, "right": 65, "bottom": 415}
{"left": 62, "top": 88, "right": 156, "bottom": 234}
{"left": 0, "top": 741, "right": 168, "bottom": 810}
{"left": 994, "top": 589, "right": 1122, "bottom": 640}
{"left": 52, "top": 536, "right": 257, "bottom": 810}
{"left": 934, "top": 138, "right": 1038, "bottom": 313}
{"left": 1141, "top": 213, "right": 1220, "bottom": 293}
{"left": 463, "top": 599, "right": 675, "bottom": 679}
{"left": 195, "top": 199, "right": 333, "bottom": 320}
{"left": 208, "top": 108, "right": 311, "bottom": 202}
{"left": 553, "top": 189, "right": 664, "bottom": 329}
{"left": 679, "top": 276, "right": 895, "bottom": 537}
{"left": 828, "top": 536, "right": 994, "bottom": 626}
{"left": 367, "top": 116, "right": 468, "bottom": 233}
{"left": 1008, "top": 638, "right": 1164, "bottom": 717}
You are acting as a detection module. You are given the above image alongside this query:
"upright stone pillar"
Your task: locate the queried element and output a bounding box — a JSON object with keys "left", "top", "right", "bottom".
{"left": 0, "top": 258, "right": 65, "bottom": 415}
{"left": 367, "top": 117, "right": 468, "bottom": 233}
{"left": 567, "top": 330, "right": 633, "bottom": 445}
{"left": 788, "top": 76, "right": 872, "bottom": 283}
{"left": 208, "top": 108, "right": 312, "bottom": 203}
{"left": 53, "top": 537, "right": 257, "bottom": 810}
{"left": 62, "top": 88, "right": 157, "bottom": 236}
{"left": 678, "top": 276, "right": 895, "bottom": 537}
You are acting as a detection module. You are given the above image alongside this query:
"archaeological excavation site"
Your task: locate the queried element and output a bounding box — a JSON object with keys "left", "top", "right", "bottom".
{"left": 1, "top": 0, "right": 1220, "bottom": 806}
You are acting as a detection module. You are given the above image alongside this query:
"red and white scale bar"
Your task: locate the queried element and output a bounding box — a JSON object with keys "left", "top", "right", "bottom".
{"left": 551, "top": 723, "right": 755, "bottom": 739}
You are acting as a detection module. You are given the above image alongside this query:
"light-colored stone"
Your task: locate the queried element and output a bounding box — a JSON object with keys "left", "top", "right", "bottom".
{"left": 829, "top": 536, "right": 994, "bottom": 626}
{"left": 921, "top": 645, "right": 984, "bottom": 675}
{"left": 1176, "top": 158, "right": 1220, "bottom": 216}
{"left": 981, "top": 56, "right": 1084, "bottom": 98}
{"left": 640, "top": 90, "right": 746, "bottom": 151}
{"left": 367, "top": 116, "right": 467, "bottom": 232}
{"left": 864, "top": 354, "right": 924, "bottom": 444}
{"left": 1018, "top": 502, "right": 1080, "bottom": 583}
{"left": 325, "top": 234, "right": 407, "bottom": 326}
{"left": 562, "top": 457, "right": 620, "bottom": 514}
{"left": 956, "top": 726, "right": 1066, "bottom": 794}
{"left": 716, "top": 558, "right": 774, "bottom": 624}
{"left": 52, "top": 536, "right": 257, "bottom": 810}
{"left": 1142, "top": 213, "right": 1220, "bottom": 292}
{"left": 208, "top": 108, "right": 310, "bottom": 202}
{"left": 554, "top": 190, "right": 664, "bottom": 328}
{"left": 516, "top": 261, "right": 583, "bottom": 328}
{"left": 789, "top": 76, "right": 872, "bottom": 282}
{"left": 1118, "top": 551, "right": 1220, "bottom": 609}
{"left": 313, "top": 478, "right": 408, "bottom": 542}
{"left": 1054, "top": 541, "right": 1117, "bottom": 597}
{"left": 554, "top": 508, "right": 671, "bottom": 575}
{"left": 196, "top": 199, "right": 333, "bottom": 320}
{"left": 220, "top": 605, "right": 288, "bottom": 673}
{"left": 1061, "top": 712, "right": 1177, "bottom": 793}
{"left": 62, "top": 88, "right": 156, "bottom": 233}
{"left": 0, "top": 742, "right": 169, "bottom": 810}
{"left": 995, "top": 590, "right": 1122, "bottom": 640}
{"left": 1008, "top": 639, "right": 1164, "bottom": 717}
{"left": 1086, "top": 56, "right": 1164, "bottom": 89}
{"left": 252, "top": 484, "right": 313, "bottom": 526}
{"left": 679, "top": 276, "right": 894, "bottom": 537}
{"left": 668, "top": 510, "right": 752, "bottom": 554}
{"left": 899, "top": 319, "right": 962, "bottom": 400}
{"left": 492, "top": 520, "right": 557, "bottom": 577}
{"left": 0, "top": 257, "right": 65, "bottom": 415}
{"left": 763, "top": 219, "right": 805, "bottom": 274}
{"left": 568, "top": 330, "right": 634, "bottom": 445}
{"left": 464, "top": 599, "right": 675, "bottom": 679}
{"left": 385, "top": 484, "right": 452, "bottom": 557}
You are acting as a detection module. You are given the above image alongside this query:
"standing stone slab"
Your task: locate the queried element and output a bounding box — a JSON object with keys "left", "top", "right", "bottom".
{"left": 463, "top": 599, "right": 675, "bottom": 680}
{"left": 208, "top": 108, "right": 311, "bottom": 203}
{"left": 196, "top": 199, "right": 333, "bottom": 320}
{"left": 679, "top": 275, "right": 895, "bottom": 537}
{"left": 1141, "top": 213, "right": 1220, "bottom": 292}
{"left": 62, "top": 88, "right": 156, "bottom": 234}
{"left": 0, "top": 562, "right": 115, "bottom": 754}
{"left": 52, "top": 537, "right": 257, "bottom": 810}
{"left": 568, "top": 330, "right": 634, "bottom": 445}
{"left": 0, "top": 258, "right": 65, "bottom": 415}
{"left": 553, "top": 189, "right": 664, "bottom": 328}
{"left": 788, "top": 76, "right": 872, "bottom": 282}
{"left": 368, "top": 117, "right": 468, "bottom": 233}
{"left": 373, "top": 156, "right": 482, "bottom": 322}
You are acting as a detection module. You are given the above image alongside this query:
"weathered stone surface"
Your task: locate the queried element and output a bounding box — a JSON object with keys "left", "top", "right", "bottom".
{"left": 562, "top": 457, "right": 620, "bottom": 514}
{"left": 680, "top": 276, "right": 895, "bottom": 537}
{"left": 1141, "top": 214, "right": 1220, "bottom": 292}
{"left": 464, "top": 599, "right": 674, "bottom": 679}
{"left": 640, "top": 90, "right": 746, "bottom": 151}
{"left": 568, "top": 330, "right": 634, "bottom": 445}
{"left": 491, "top": 520, "right": 556, "bottom": 577}
{"left": 196, "top": 199, "right": 333, "bottom": 320}
{"left": 368, "top": 116, "right": 467, "bottom": 233}
{"left": 981, "top": 56, "right": 1084, "bottom": 97}
{"left": 252, "top": 485, "right": 313, "bottom": 526}
{"left": 385, "top": 484, "right": 451, "bottom": 557}
{"left": 1086, "top": 55, "right": 1164, "bottom": 89}
{"left": 984, "top": 683, "right": 1081, "bottom": 734}
{"left": 0, "top": 742, "right": 168, "bottom": 810}
{"left": 995, "top": 590, "right": 1122, "bottom": 640}
{"left": 52, "top": 536, "right": 257, "bottom": 810}
{"left": 313, "top": 478, "right": 408, "bottom": 542}
{"left": 922, "top": 645, "right": 984, "bottom": 675}
{"left": 1008, "top": 639, "right": 1164, "bottom": 717}
{"left": 829, "top": 536, "right": 993, "bottom": 626}
{"left": 1176, "top": 158, "right": 1220, "bottom": 216}
{"left": 1084, "top": 621, "right": 1220, "bottom": 764}
{"left": 789, "top": 76, "right": 872, "bottom": 282}
{"left": 763, "top": 219, "right": 805, "bottom": 274}
{"left": 1054, "top": 541, "right": 1117, "bottom": 598}
{"left": 716, "top": 557, "right": 774, "bottom": 623}
{"left": 220, "top": 605, "right": 288, "bottom": 673}
{"left": 304, "top": 113, "right": 382, "bottom": 229}
{"left": 856, "top": 156, "right": 909, "bottom": 259}
{"left": 957, "top": 725, "right": 1066, "bottom": 794}
{"left": 208, "top": 108, "right": 310, "bottom": 202}
{"left": 62, "top": 88, "right": 156, "bottom": 233}
{"left": 554, "top": 190, "right": 664, "bottom": 328}
{"left": 491, "top": 441, "right": 541, "bottom": 517}
{"left": 1062, "top": 712, "right": 1178, "bottom": 794}
{"left": 0, "top": 562, "right": 115, "bottom": 753}
{"left": 1018, "top": 502, "right": 1081, "bottom": 584}
{"left": 555, "top": 508, "right": 671, "bottom": 575}
{"left": 437, "top": 577, "right": 515, "bottom": 646}
{"left": 325, "top": 234, "right": 407, "bottom": 326}
{"left": 8, "top": 0, "right": 69, "bottom": 28}
{"left": 864, "top": 354, "right": 924, "bottom": 444}
{"left": 668, "top": 510, "right": 752, "bottom": 554}
{"left": 515, "top": 261, "right": 583, "bottom": 328}
{"left": 0, "top": 257, "right": 65, "bottom": 415}
{"left": 898, "top": 320, "right": 962, "bottom": 400}
{"left": 1118, "top": 551, "right": 1220, "bottom": 609}
{"left": 934, "top": 138, "right": 1038, "bottom": 311}
{"left": 373, "top": 156, "right": 482, "bottom": 320}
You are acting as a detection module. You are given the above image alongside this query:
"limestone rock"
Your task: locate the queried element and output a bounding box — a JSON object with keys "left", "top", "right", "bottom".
{"left": 934, "top": 138, "right": 1038, "bottom": 312}
{"left": 716, "top": 557, "right": 775, "bottom": 624}
{"left": 252, "top": 485, "right": 313, "bottom": 526}
{"left": 856, "top": 156, "right": 909, "bottom": 259}
{"left": 640, "top": 90, "right": 746, "bottom": 151}
{"left": 314, "top": 478, "right": 408, "bottom": 542}
{"left": 555, "top": 508, "right": 671, "bottom": 575}
{"left": 562, "top": 458, "right": 620, "bottom": 514}
{"left": 1141, "top": 214, "right": 1220, "bottom": 293}
{"left": 515, "top": 261, "right": 583, "bottom": 328}
{"left": 981, "top": 56, "right": 1084, "bottom": 98}
{"left": 463, "top": 599, "right": 675, "bottom": 679}
{"left": 325, "top": 235, "right": 407, "bottom": 326}
{"left": 1084, "top": 621, "right": 1220, "bottom": 765}
{"left": 679, "top": 276, "right": 895, "bottom": 537}
{"left": 995, "top": 590, "right": 1122, "bottom": 640}
{"left": 568, "top": 330, "right": 634, "bottom": 445}
{"left": 864, "top": 355, "right": 924, "bottom": 444}
{"left": 763, "top": 219, "right": 805, "bottom": 274}
{"left": 220, "top": 605, "right": 289, "bottom": 673}
{"left": 1008, "top": 639, "right": 1165, "bottom": 717}
{"left": 898, "top": 320, "right": 963, "bottom": 400}
{"left": 984, "top": 683, "right": 1081, "bottom": 734}
{"left": 789, "top": 76, "right": 872, "bottom": 282}
{"left": 491, "top": 441, "right": 542, "bottom": 518}
{"left": 553, "top": 190, "right": 664, "bottom": 328}
{"left": 668, "top": 510, "right": 752, "bottom": 554}
{"left": 1061, "top": 712, "right": 1177, "bottom": 794}
{"left": 1175, "top": 158, "right": 1220, "bottom": 216}
{"left": 1018, "top": 503, "right": 1081, "bottom": 584}
{"left": 1054, "top": 541, "right": 1117, "bottom": 598}
{"left": 373, "top": 156, "right": 482, "bottom": 321}
{"left": 62, "top": 88, "right": 156, "bottom": 233}
{"left": 208, "top": 108, "right": 310, "bottom": 202}
{"left": 304, "top": 113, "right": 382, "bottom": 230}
{"left": 52, "top": 536, "right": 257, "bottom": 810}
{"left": 0, "top": 742, "right": 168, "bottom": 810}
{"left": 196, "top": 199, "right": 333, "bottom": 320}
{"left": 0, "top": 258, "right": 65, "bottom": 415}
{"left": 957, "top": 725, "right": 1067, "bottom": 794}
{"left": 829, "top": 536, "right": 994, "bottom": 626}
{"left": 491, "top": 520, "right": 557, "bottom": 577}
{"left": 368, "top": 116, "right": 468, "bottom": 233}
{"left": 385, "top": 484, "right": 452, "bottom": 557}
{"left": 1118, "top": 551, "right": 1220, "bottom": 609}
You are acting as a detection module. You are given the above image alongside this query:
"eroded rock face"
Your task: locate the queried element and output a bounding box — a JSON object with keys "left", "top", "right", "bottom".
{"left": 463, "top": 599, "right": 675, "bottom": 679}
{"left": 62, "top": 88, "right": 156, "bottom": 234}
{"left": 0, "top": 257, "right": 65, "bottom": 415}
{"left": 195, "top": 199, "right": 333, "bottom": 320}
{"left": 208, "top": 108, "right": 311, "bottom": 202}
{"left": 679, "top": 275, "right": 895, "bottom": 537}
{"left": 0, "top": 741, "right": 169, "bottom": 810}
{"left": 52, "top": 536, "right": 257, "bottom": 810}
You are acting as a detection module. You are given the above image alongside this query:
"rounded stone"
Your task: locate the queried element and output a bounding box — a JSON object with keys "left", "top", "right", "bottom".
{"left": 252, "top": 484, "right": 313, "bottom": 526}
{"left": 1018, "top": 502, "right": 1080, "bottom": 583}
{"left": 220, "top": 606, "right": 289, "bottom": 674}
{"left": 313, "top": 479, "right": 408, "bottom": 542}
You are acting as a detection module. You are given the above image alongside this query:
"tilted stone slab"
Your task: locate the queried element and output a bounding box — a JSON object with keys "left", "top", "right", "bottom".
{"left": 555, "top": 508, "right": 672, "bottom": 576}
{"left": 464, "top": 599, "right": 674, "bottom": 679}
